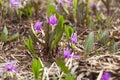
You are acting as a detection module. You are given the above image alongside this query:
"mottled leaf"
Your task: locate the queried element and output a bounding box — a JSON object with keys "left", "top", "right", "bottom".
{"left": 84, "top": 32, "right": 94, "bottom": 52}
{"left": 109, "top": 40, "right": 117, "bottom": 53}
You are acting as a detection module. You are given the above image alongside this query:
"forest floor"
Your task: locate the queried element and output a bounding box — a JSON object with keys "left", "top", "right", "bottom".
{"left": 0, "top": 0, "right": 120, "bottom": 80}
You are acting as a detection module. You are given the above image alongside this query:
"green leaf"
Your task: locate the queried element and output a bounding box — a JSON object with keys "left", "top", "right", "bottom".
{"left": 73, "top": 0, "right": 77, "bottom": 21}
{"left": 109, "top": 40, "right": 117, "bottom": 53}
{"left": 65, "top": 26, "right": 74, "bottom": 41}
{"left": 105, "top": 16, "right": 111, "bottom": 26}
{"left": 100, "top": 29, "right": 109, "bottom": 45}
{"left": 0, "top": 0, "right": 2, "bottom": 7}
{"left": 86, "top": 0, "right": 90, "bottom": 14}
{"left": 56, "top": 58, "right": 69, "bottom": 74}
{"left": 96, "top": 11, "right": 102, "bottom": 21}
{"left": 8, "top": 33, "right": 19, "bottom": 42}
{"left": 19, "top": 2, "right": 33, "bottom": 18}
{"left": 27, "top": 7, "right": 33, "bottom": 18}
{"left": 23, "top": 36, "right": 36, "bottom": 56}
{"left": 73, "top": 0, "right": 77, "bottom": 13}
{"left": 32, "top": 1, "right": 39, "bottom": 14}
{"left": 62, "top": 6, "right": 69, "bottom": 15}
{"left": 95, "top": 50, "right": 99, "bottom": 55}
{"left": 1, "top": 26, "right": 8, "bottom": 42}
{"left": 32, "top": 59, "right": 43, "bottom": 80}
{"left": 85, "top": 0, "right": 90, "bottom": 24}
{"left": 47, "top": 4, "right": 56, "bottom": 17}
{"left": 50, "top": 15, "right": 64, "bottom": 50}
{"left": 96, "top": 28, "right": 102, "bottom": 41}
{"left": 65, "top": 74, "right": 75, "bottom": 80}
{"left": 96, "top": 29, "right": 109, "bottom": 45}
{"left": 84, "top": 32, "right": 94, "bottom": 52}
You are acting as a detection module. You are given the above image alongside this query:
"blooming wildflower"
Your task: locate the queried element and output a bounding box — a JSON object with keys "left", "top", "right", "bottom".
{"left": 70, "top": 33, "right": 77, "bottom": 44}
{"left": 0, "top": 61, "right": 18, "bottom": 77}
{"left": 64, "top": 47, "right": 79, "bottom": 59}
{"left": 68, "top": 0, "right": 73, "bottom": 7}
{"left": 101, "top": 72, "right": 111, "bottom": 80}
{"left": 5, "top": 61, "right": 18, "bottom": 72}
{"left": 34, "top": 21, "right": 43, "bottom": 32}
{"left": 10, "top": 0, "right": 20, "bottom": 8}
{"left": 64, "top": 47, "right": 71, "bottom": 58}
{"left": 47, "top": 15, "right": 58, "bottom": 26}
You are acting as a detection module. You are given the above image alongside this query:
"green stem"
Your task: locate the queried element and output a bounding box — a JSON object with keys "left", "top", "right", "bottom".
{"left": 45, "top": 22, "right": 50, "bottom": 52}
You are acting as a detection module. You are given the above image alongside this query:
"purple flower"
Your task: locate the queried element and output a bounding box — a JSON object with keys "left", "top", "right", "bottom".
{"left": 47, "top": 15, "right": 58, "bottom": 26}
{"left": 34, "top": 21, "right": 43, "bottom": 32}
{"left": 64, "top": 47, "right": 71, "bottom": 58}
{"left": 70, "top": 33, "right": 77, "bottom": 44}
{"left": 64, "top": 47, "right": 79, "bottom": 59}
{"left": 101, "top": 72, "right": 111, "bottom": 80}
{"left": 58, "top": 0, "right": 66, "bottom": 6}
{"left": 68, "top": 0, "right": 73, "bottom": 7}
{"left": 5, "top": 61, "right": 18, "bottom": 72}
{"left": 10, "top": 0, "right": 20, "bottom": 8}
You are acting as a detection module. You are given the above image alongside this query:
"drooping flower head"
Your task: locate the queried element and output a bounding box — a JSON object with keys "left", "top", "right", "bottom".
{"left": 10, "top": 0, "right": 21, "bottom": 8}
{"left": 64, "top": 47, "right": 79, "bottom": 59}
{"left": 34, "top": 21, "right": 43, "bottom": 32}
{"left": 70, "top": 33, "right": 77, "bottom": 44}
{"left": 101, "top": 72, "right": 111, "bottom": 80}
{"left": 47, "top": 15, "right": 58, "bottom": 26}
{"left": 5, "top": 61, "right": 18, "bottom": 72}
